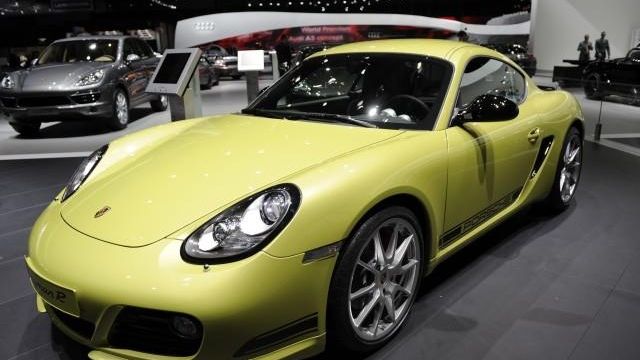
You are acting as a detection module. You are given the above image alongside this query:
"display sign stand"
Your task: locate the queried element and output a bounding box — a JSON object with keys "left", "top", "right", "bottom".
{"left": 145, "top": 48, "right": 203, "bottom": 121}
{"left": 168, "top": 74, "right": 202, "bottom": 121}
{"left": 246, "top": 71, "right": 259, "bottom": 103}
{"left": 238, "top": 50, "right": 266, "bottom": 104}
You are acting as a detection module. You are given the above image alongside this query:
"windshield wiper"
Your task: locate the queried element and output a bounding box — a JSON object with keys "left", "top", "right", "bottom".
{"left": 241, "top": 108, "right": 377, "bottom": 128}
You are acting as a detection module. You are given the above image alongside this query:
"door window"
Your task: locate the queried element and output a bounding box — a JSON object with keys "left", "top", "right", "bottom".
{"left": 457, "top": 57, "right": 526, "bottom": 108}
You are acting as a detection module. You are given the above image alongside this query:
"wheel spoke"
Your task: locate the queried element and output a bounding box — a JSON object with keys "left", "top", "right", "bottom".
{"left": 371, "top": 306, "right": 383, "bottom": 336}
{"left": 392, "top": 234, "right": 414, "bottom": 266}
{"left": 400, "top": 259, "right": 418, "bottom": 275}
{"left": 354, "top": 291, "right": 380, "bottom": 327}
{"left": 373, "top": 232, "right": 386, "bottom": 267}
{"left": 568, "top": 144, "right": 581, "bottom": 163}
{"left": 383, "top": 294, "right": 396, "bottom": 321}
{"left": 385, "top": 224, "right": 398, "bottom": 263}
{"left": 386, "top": 280, "right": 412, "bottom": 296}
{"left": 350, "top": 283, "right": 376, "bottom": 300}
{"left": 357, "top": 260, "right": 377, "bottom": 274}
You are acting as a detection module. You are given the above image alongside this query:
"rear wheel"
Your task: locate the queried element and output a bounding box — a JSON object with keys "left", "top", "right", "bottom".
{"left": 584, "top": 74, "right": 603, "bottom": 100}
{"left": 328, "top": 206, "right": 423, "bottom": 354}
{"left": 543, "top": 126, "right": 583, "bottom": 212}
{"left": 150, "top": 95, "right": 168, "bottom": 112}
{"left": 231, "top": 74, "right": 242, "bottom": 80}
{"left": 10, "top": 121, "right": 40, "bottom": 137}
{"left": 106, "top": 89, "right": 129, "bottom": 130}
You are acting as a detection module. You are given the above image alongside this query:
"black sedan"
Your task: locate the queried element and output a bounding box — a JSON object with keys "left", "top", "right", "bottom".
{"left": 0, "top": 36, "right": 167, "bottom": 136}
{"left": 583, "top": 47, "right": 640, "bottom": 104}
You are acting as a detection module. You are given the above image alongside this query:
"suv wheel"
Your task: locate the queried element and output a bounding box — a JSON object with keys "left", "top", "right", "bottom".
{"left": 106, "top": 89, "right": 129, "bottom": 130}
{"left": 150, "top": 95, "right": 168, "bottom": 112}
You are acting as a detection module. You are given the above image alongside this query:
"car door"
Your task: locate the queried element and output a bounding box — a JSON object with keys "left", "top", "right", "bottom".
{"left": 441, "top": 57, "right": 541, "bottom": 249}
{"left": 617, "top": 49, "right": 640, "bottom": 96}
{"left": 122, "top": 38, "right": 147, "bottom": 102}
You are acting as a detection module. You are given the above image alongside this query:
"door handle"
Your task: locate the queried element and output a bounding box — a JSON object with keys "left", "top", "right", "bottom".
{"left": 527, "top": 128, "right": 541, "bottom": 144}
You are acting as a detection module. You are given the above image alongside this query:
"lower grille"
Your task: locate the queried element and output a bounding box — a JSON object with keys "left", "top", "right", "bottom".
{"left": 50, "top": 307, "right": 95, "bottom": 340}
{"left": 71, "top": 92, "right": 101, "bottom": 104}
{"left": 108, "top": 307, "right": 203, "bottom": 357}
{"left": 19, "top": 96, "right": 71, "bottom": 107}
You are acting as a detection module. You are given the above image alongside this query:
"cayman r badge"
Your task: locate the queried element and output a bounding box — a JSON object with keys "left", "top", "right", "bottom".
{"left": 94, "top": 206, "right": 111, "bottom": 218}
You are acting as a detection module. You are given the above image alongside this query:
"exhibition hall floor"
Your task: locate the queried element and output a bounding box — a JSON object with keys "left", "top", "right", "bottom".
{"left": 2, "top": 80, "right": 640, "bottom": 359}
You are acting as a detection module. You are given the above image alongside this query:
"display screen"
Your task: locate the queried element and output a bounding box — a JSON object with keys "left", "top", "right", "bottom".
{"left": 154, "top": 53, "right": 191, "bottom": 84}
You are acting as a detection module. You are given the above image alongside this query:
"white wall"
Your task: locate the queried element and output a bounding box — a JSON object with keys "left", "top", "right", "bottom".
{"left": 531, "top": 0, "right": 640, "bottom": 72}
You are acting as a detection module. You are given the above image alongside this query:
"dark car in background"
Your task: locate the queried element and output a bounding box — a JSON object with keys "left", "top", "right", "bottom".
{"left": 0, "top": 36, "right": 167, "bottom": 136}
{"left": 484, "top": 43, "right": 537, "bottom": 76}
{"left": 206, "top": 45, "right": 242, "bottom": 79}
{"left": 198, "top": 56, "right": 220, "bottom": 89}
{"left": 583, "top": 47, "right": 640, "bottom": 104}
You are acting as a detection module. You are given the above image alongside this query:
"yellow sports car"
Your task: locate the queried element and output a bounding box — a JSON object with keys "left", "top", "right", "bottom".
{"left": 26, "top": 39, "right": 584, "bottom": 359}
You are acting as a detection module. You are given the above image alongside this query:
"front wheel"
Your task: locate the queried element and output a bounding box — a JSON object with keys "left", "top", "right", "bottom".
{"left": 543, "top": 126, "right": 583, "bottom": 212}
{"left": 328, "top": 206, "right": 423, "bottom": 354}
{"left": 106, "top": 89, "right": 129, "bottom": 130}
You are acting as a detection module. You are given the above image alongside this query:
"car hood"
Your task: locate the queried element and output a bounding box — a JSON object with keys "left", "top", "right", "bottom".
{"left": 11, "top": 62, "right": 112, "bottom": 92}
{"left": 60, "top": 115, "right": 401, "bottom": 247}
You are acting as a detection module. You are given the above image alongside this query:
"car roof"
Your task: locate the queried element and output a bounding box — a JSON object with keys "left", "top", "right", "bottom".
{"left": 313, "top": 39, "right": 483, "bottom": 60}
{"left": 52, "top": 35, "right": 132, "bottom": 43}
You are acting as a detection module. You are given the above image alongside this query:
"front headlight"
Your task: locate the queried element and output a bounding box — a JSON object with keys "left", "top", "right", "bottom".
{"left": 182, "top": 184, "right": 301, "bottom": 263}
{"left": 75, "top": 69, "right": 104, "bottom": 87}
{"left": 61, "top": 145, "right": 107, "bottom": 202}
{"left": 1, "top": 74, "right": 15, "bottom": 89}
{"left": 214, "top": 59, "right": 225, "bottom": 66}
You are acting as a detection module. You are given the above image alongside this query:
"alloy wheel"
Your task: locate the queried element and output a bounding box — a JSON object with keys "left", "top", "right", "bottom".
{"left": 348, "top": 218, "right": 420, "bottom": 341}
{"left": 160, "top": 95, "right": 168, "bottom": 108}
{"left": 115, "top": 92, "right": 129, "bottom": 125}
{"left": 559, "top": 134, "right": 582, "bottom": 203}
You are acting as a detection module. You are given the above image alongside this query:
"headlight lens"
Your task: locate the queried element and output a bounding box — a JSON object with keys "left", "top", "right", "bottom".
{"left": 1, "top": 75, "right": 15, "bottom": 89}
{"left": 214, "top": 59, "right": 225, "bottom": 66}
{"left": 76, "top": 69, "right": 104, "bottom": 87}
{"left": 182, "top": 184, "right": 301, "bottom": 263}
{"left": 61, "top": 145, "right": 107, "bottom": 202}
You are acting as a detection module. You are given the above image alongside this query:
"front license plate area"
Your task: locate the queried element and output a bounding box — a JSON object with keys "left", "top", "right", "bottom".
{"left": 27, "top": 267, "right": 80, "bottom": 317}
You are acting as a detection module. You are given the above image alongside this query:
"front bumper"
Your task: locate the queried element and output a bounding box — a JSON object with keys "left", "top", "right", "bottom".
{"left": 0, "top": 86, "right": 114, "bottom": 122}
{"left": 214, "top": 65, "right": 241, "bottom": 77}
{"left": 26, "top": 202, "right": 335, "bottom": 359}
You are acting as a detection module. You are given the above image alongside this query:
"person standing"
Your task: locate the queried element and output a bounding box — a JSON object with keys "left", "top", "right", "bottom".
{"left": 595, "top": 31, "right": 610, "bottom": 61}
{"left": 577, "top": 34, "right": 593, "bottom": 62}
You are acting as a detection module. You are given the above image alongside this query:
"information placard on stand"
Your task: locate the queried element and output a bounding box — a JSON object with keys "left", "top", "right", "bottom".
{"left": 146, "top": 48, "right": 203, "bottom": 121}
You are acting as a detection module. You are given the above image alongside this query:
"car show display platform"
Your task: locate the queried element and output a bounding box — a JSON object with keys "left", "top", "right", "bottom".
{"left": 1, "top": 142, "right": 640, "bottom": 360}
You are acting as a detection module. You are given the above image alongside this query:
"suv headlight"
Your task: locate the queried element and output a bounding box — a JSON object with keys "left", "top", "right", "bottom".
{"left": 182, "top": 184, "right": 301, "bottom": 263}
{"left": 1, "top": 74, "right": 15, "bottom": 89}
{"left": 76, "top": 69, "right": 104, "bottom": 87}
{"left": 61, "top": 145, "right": 107, "bottom": 202}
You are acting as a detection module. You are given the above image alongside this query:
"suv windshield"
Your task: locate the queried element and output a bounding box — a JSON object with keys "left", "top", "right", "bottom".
{"left": 39, "top": 40, "right": 119, "bottom": 64}
{"left": 245, "top": 53, "right": 452, "bottom": 130}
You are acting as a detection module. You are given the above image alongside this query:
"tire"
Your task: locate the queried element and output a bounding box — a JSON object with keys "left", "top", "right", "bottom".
{"left": 543, "top": 126, "right": 583, "bottom": 212}
{"left": 327, "top": 206, "right": 424, "bottom": 354}
{"left": 231, "top": 74, "right": 242, "bottom": 80}
{"left": 200, "top": 76, "right": 213, "bottom": 90}
{"left": 106, "top": 88, "right": 129, "bottom": 130}
{"left": 10, "top": 121, "right": 40, "bottom": 137}
{"left": 150, "top": 95, "right": 168, "bottom": 112}
{"left": 583, "top": 74, "right": 603, "bottom": 100}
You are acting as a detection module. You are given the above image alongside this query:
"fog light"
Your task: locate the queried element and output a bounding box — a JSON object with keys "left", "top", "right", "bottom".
{"left": 171, "top": 315, "right": 200, "bottom": 339}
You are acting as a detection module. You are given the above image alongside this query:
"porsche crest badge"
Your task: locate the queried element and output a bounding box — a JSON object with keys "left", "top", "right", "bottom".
{"left": 94, "top": 206, "right": 111, "bottom": 218}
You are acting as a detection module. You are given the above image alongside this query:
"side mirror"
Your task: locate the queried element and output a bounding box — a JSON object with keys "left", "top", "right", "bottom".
{"left": 455, "top": 94, "right": 519, "bottom": 125}
{"left": 125, "top": 53, "right": 141, "bottom": 63}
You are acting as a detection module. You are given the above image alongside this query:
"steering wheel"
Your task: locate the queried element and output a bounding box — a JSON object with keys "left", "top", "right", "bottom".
{"left": 382, "top": 94, "right": 430, "bottom": 122}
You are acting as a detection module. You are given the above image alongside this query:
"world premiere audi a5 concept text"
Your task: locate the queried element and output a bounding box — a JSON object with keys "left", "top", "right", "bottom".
{"left": 25, "top": 39, "right": 584, "bottom": 359}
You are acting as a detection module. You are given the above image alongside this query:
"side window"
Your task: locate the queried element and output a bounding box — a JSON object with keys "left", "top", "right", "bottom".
{"left": 123, "top": 39, "right": 137, "bottom": 59}
{"left": 136, "top": 39, "right": 154, "bottom": 59}
{"left": 457, "top": 57, "right": 526, "bottom": 108}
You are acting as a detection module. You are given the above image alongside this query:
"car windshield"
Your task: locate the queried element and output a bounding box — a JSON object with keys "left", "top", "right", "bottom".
{"left": 38, "top": 40, "right": 119, "bottom": 64}
{"left": 245, "top": 53, "right": 452, "bottom": 130}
